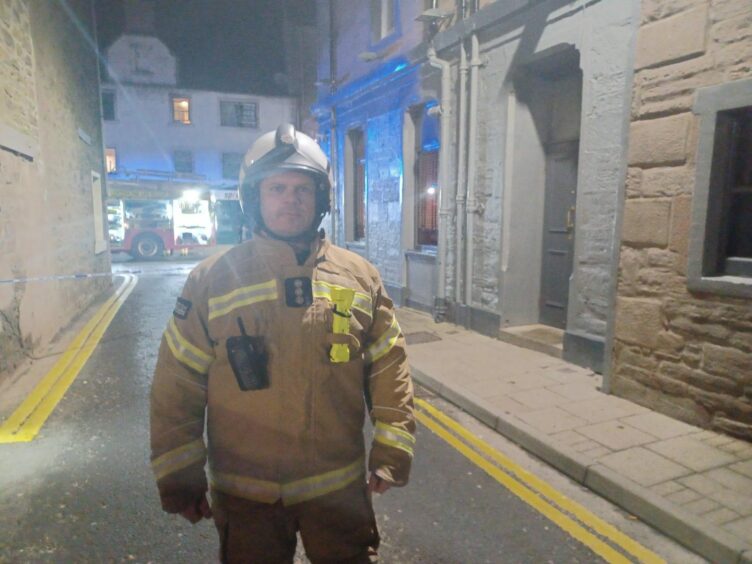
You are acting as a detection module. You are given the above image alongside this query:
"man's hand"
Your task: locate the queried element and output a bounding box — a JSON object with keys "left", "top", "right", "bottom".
{"left": 367, "top": 472, "right": 392, "bottom": 495}
{"left": 179, "top": 493, "right": 213, "bottom": 524}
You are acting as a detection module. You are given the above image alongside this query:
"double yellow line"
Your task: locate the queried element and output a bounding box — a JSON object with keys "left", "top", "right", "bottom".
{"left": 415, "top": 398, "right": 665, "bottom": 564}
{"left": 0, "top": 274, "right": 138, "bottom": 443}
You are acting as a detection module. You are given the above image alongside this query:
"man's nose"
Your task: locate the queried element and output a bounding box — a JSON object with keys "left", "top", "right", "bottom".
{"left": 281, "top": 186, "right": 300, "bottom": 204}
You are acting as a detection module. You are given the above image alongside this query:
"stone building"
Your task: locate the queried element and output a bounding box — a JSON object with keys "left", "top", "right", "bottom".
{"left": 314, "top": 0, "right": 639, "bottom": 373}
{"left": 610, "top": 0, "right": 752, "bottom": 440}
{"left": 0, "top": 0, "right": 110, "bottom": 379}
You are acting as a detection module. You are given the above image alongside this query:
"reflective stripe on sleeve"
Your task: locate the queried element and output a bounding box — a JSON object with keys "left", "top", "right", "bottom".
{"left": 365, "top": 315, "right": 401, "bottom": 364}
{"left": 374, "top": 421, "right": 415, "bottom": 457}
{"left": 164, "top": 317, "right": 213, "bottom": 374}
{"left": 208, "top": 279, "right": 278, "bottom": 321}
{"left": 151, "top": 439, "right": 206, "bottom": 481}
{"left": 313, "top": 280, "right": 372, "bottom": 318}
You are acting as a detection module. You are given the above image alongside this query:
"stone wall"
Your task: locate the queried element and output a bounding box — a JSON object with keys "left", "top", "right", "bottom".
{"left": 613, "top": 0, "right": 752, "bottom": 439}
{"left": 0, "top": 0, "right": 110, "bottom": 380}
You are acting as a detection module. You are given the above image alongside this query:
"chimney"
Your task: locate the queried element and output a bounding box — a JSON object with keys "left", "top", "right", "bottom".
{"left": 124, "top": 0, "right": 156, "bottom": 34}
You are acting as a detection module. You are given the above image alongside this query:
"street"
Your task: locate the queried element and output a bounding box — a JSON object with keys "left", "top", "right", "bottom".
{"left": 0, "top": 260, "right": 703, "bottom": 563}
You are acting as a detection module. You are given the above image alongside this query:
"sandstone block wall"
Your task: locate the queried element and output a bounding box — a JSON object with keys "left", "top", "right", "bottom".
{"left": 613, "top": 0, "right": 752, "bottom": 440}
{"left": 0, "top": 0, "right": 110, "bottom": 380}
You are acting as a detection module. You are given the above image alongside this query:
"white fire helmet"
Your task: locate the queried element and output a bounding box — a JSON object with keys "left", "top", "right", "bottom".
{"left": 238, "top": 124, "right": 333, "bottom": 238}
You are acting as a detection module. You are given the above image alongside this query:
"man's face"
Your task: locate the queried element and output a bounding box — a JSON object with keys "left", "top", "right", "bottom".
{"left": 259, "top": 171, "right": 317, "bottom": 239}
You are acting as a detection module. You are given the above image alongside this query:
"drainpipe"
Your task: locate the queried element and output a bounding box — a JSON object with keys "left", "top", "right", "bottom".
{"left": 427, "top": 46, "right": 453, "bottom": 322}
{"left": 464, "top": 34, "right": 481, "bottom": 306}
{"left": 328, "top": 0, "right": 338, "bottom": 243}
{"left": 330, "top": 108, "right": 338, "bottom": 243}
{"left": 455, "top": 41, "right": 469, "bottom": 305}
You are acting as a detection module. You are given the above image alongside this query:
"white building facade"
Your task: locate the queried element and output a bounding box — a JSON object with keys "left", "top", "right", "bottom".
{"left": 101, "top": 33, "right": 298, "bottom": 245}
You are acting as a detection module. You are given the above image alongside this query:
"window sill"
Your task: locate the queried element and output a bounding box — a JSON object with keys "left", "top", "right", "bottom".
{"left": 405, "top": 248, "right": 436, "bottom": 262}
{"left": 687, "top": 273, "right": 752, "bottom": 299}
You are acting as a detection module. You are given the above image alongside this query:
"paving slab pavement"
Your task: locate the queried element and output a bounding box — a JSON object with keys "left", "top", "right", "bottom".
{"left": 398, "top": 307, "right": 752, "bottom": 564}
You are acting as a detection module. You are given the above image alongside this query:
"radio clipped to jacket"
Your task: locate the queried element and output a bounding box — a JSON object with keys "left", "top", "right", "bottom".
{"left": 226, "top": 317, "right": 269, "bottom": 391}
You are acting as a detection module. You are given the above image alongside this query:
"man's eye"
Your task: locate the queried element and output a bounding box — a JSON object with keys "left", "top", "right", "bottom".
{"left": 271, "top": 185, "right": 285, "bottom": 193}
{"left": 297, "top": 185, "right": 315, "bottom": 195}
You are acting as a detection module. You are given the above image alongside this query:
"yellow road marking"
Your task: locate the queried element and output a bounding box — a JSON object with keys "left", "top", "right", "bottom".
{"left": 0, "top": 274, "right": 138, "bottom": 443}
{"left": 416, "top": 398, "right": 665, "bottom": 564}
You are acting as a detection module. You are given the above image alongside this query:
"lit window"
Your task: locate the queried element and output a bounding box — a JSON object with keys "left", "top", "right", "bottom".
{"left": 102, "top": 91, "right": 115, "bottom": 121}
{"left": 416, "top": 151, "right": 438, "bottom": 247}
{"left": 370, "top": 0, "right": 395, "bottom": 43}
{"left": 347, "top": 128, "right": 366, "bottom": 242}
{"left": 410, "top": 104, "right": 439, "bottom": 248}
{"left": 220, "top": 101, "right": 258, "bottom": 128}
{"left": 171, "top": 96, "right": 191, "bottom": 124}
{"left": 173, "top": 150, "right": 193, "bottom": 173}
{"left": 105, "top": 147, "right": 117, "bottom": 173}
{"left": 222, "top": 152, "right": 244, "bottom": 180}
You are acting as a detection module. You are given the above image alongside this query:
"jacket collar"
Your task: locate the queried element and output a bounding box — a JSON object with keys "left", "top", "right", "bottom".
{"left": 253, "top": 231, "right": 330, "bottom": 268}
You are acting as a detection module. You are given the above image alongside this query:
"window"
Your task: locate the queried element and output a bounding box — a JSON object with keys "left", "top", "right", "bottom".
{"left": 416, "top": 151, "right": 439, "bottom": 247}
{"left": 102, "top": 91, "right": 115, "bottom": 121}
{"left": 347, "top": 128, "right": 366, "bottom": 242}
{"left": 222, "top": 152, "right": 244, "bottom": 180}
{"left": 370, "top": 0, "right": 395, "bottom": 44}
{"left": 410, "top": 104, "right": 440, "bottom": 248}
{"left": 688, "top": 78, "right": 752, "bottom": 297}
{"left": 710, "top": 106, "right": 752, "bottom": 275}
{"left": 220, "top": 101, "right": 258, "bottom": 128}
{"left": 105, "top": 148, "right": 117, "bottom": 173}
{"left": 171, "top": 96, "right": 191, "bottom": 124}
{"left": 173, "top": 150, "right": 193, "bottom": 173}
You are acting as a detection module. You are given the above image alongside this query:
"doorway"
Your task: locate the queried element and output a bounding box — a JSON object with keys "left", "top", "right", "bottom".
{"left": 539, "top": 140, "right": 578, "bottom": 328}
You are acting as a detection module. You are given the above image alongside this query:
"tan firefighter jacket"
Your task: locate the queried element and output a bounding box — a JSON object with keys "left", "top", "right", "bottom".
{"left": 150, "top": 233, "right": 415, "bottom": 510}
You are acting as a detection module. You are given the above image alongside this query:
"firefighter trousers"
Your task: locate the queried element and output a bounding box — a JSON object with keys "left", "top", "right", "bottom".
{"left": 211, "top": 480, "right": 380, "bottom": 564}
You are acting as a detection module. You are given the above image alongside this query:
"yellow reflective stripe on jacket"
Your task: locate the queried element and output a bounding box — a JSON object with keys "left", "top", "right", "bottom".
{"left": 282, "top": 456, "right": 364, "bottom": 505}
{"left": 313, "top": 280, "right": 372, "bottom": 318}
{"left": 210, "top": 457, "right": 364, "bottom": 506}
{"left": 210, "top": 471, "right": 280, "bottom": 502}
{"left": 365, "top": 315, "right": 401, "bottom": 364}
{"left": 164, "top": 317, "right": 213, "bottom": 374}
{"left": 152, "top": 439, "right": 206, "bottom": 481}
{"left": 208, "top": 279, "right": 278, "bottom": 321}
{"left": 374, "top": 421, "right": 415, "bottom": 457}
{"left": 329, "top": 286, "right": 355, "bottom": 363}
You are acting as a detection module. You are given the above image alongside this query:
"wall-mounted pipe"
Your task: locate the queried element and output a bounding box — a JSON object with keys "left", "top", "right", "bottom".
{"left": 455, "top": 41, "right": 469, "bottom": 305}
{"left": 465, "top": 33, "right": 481, "bottom": 306}
{"left": 427, "top": 46, "right": 453, "bottom": 322}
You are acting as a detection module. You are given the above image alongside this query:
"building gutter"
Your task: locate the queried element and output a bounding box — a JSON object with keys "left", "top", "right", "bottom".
{"left": 427, "top": 46, "right": 453, "bottom": 322}
{"left": 464, "top": 34, "right": 481, "bottom": 306}
{"left": 455, "top": 41, "right": 469, "bottom": 305}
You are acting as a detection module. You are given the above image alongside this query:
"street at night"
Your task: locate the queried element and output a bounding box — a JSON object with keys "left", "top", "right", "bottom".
{"left": 2, "top": 1, "right": 752, "bottom": 562}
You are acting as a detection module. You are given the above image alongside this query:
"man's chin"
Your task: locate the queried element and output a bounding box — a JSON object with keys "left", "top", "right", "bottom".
{"left": 264, "top": 226, "right": 315, "bottom": 241}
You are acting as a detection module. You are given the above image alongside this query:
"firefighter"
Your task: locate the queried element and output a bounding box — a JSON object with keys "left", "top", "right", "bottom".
{"left": 150, "top": 123, "right": 415, "bottom": 563}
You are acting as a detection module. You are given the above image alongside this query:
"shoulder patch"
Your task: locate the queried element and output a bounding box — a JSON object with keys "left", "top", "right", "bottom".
{"left": 173, "top": 297, "right": 192, "bottom": 319}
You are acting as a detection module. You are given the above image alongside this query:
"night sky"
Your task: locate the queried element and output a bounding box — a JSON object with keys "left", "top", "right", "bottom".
{"left": 94, "top": 0, "right": 302, "bottom": 96}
